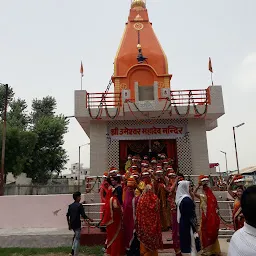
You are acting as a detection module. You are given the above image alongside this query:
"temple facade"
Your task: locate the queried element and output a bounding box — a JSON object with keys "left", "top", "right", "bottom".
{"left": 74, "top": 0, "right": 225, "bottom": 177}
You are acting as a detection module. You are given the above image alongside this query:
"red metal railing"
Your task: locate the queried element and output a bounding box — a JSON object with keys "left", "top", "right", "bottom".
{"left": 86, "top": 92, "right": 121, "bottom": 108}
{"left": 86, "top": 88, "right": 210, "bottom": 108}
{"left": 160, "top": 88, "right": 210, "bottom": 106}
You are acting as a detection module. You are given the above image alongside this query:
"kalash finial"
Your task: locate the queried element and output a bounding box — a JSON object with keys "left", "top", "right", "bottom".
{"left": 131, "top": 0, "right": 146, "bottom": 9}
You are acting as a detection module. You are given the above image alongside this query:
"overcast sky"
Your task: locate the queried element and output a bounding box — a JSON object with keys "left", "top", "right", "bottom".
{"left": 0, "top": 0, "right": 255, "bottom": 174}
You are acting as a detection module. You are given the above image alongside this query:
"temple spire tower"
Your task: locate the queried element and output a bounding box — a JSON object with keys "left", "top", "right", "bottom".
{"left": 74, "top": 0, "right": 225, "bottom": 178}
{"left": 112, "top": 0, "right": 172, "bottom": 100}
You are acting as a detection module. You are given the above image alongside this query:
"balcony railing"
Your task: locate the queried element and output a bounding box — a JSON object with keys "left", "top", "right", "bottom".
{"left": 163, "top": 89, "right": 210, "bottom": 106}
{"left": 86, "top": 89, "right": 210, "bottom": 109}
{"left": 86, "top": 92, "right": 121, "bottom": 108}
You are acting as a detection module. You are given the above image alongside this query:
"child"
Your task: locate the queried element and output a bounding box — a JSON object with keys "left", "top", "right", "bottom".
{"left": 67, "top": 191, "right": 93, "bottom": 256}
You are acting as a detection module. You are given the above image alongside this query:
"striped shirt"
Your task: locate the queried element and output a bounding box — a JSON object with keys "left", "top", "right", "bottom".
{"left": 228, "top": 222, "right": 256, "bottom": 256}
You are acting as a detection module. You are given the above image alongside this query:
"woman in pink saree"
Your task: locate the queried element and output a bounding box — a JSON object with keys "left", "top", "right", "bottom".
{"left": 123, "top": 176, "right": 140, "bottom": 256}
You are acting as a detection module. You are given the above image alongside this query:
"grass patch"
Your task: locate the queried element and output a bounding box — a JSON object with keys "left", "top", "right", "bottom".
{"left": 0, "top": 246, "right": 103, "bottom": 256}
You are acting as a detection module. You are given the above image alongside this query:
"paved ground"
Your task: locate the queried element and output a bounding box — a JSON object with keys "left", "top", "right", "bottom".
{"left": 0, "top": 228, "right": 73, "bottom": 248}
{"left": 0, "top": 228, "right": 229, "bottom": 255}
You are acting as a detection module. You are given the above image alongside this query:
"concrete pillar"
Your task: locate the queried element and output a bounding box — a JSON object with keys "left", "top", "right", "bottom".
{"left": 134, "top": 82, "right": 139, "bottom": 102}
{"left": 153, "top": 81, "right": 158, "bottom": 100}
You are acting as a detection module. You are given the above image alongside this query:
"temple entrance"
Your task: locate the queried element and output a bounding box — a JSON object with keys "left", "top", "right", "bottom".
{"left": 119, "top": 139, "right": 177, "bottom": 172}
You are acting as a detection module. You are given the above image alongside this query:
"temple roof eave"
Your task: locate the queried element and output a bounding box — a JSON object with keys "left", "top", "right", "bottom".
{"left": 112, "top": 63, "right": 172, "bottom": 80}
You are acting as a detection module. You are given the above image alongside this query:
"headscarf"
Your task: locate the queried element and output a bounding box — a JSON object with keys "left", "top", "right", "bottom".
{"left": 201, "top": 185, "right": 220, "bottom": 248}
{"left": 175, "top": 180, "right": 191, "bottom": 223}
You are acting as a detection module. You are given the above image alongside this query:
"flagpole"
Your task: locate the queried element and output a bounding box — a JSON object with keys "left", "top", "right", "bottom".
{"left": 209, "top": 57, "right": 214, "bottom": 86}
{"left": 80, "top": 61, "right": 84, "bottom": 90}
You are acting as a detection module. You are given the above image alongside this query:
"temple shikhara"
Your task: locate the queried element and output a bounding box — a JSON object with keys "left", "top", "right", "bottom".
{"left": 75, "top": 0, "right": 225, "bottom": 177}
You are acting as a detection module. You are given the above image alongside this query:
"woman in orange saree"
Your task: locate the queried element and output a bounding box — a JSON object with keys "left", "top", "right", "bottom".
{"left": 136, "top": 184, "right": 163, "bottom": 256}
{"left": 194, "top": 175, "right": 221, "bottom": 256}
{"left": 155, "top": 168, "right": 169, "bottom": 231}
{"left": 101, "top": 188, "right": 125, "bottom": 256}
{"left": 228, "top": 175, "right": 245, "bottom": 231}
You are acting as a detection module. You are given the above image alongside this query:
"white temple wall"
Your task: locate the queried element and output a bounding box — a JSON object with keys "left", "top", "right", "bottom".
{"left": 188, "top": 119, "right": 210, "bottom": 175}
{"left": 89, "top": 121, "right": 108, "bottom": 177}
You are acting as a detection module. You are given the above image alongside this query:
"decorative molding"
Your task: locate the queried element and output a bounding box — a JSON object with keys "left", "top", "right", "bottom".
{"left": 134, "top": 23, "right": 144, "bottom": 30}
{"left": 164, "top": 76, "right": 170, "bottom": 88}
{"left": 120, "top": 83, "right": 127, "bottom": 90}
{"left": 134, "top": 14, "right": 143, "bottom": 21}
{"left": 114, "top": 79, "right": 120, "bottom": 93}
{"left": 158, "top": 81, "right": 164, "bottom": 88}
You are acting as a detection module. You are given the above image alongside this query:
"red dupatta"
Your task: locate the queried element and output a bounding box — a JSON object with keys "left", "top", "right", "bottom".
{"left": 100, "top": 181, "right": 109, "bottom": 201}
{"left": 136, "top": 189, "right": 163, "bottom": 251}
{"left": 201, "top": 186, "right": 220, "bottom": 248}
{"left": 101, "top": 187, "right": 114, "bottom": 226}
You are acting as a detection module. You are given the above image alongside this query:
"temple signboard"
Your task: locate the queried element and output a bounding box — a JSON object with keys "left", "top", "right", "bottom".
{"left": 109, "top": 124, "right": 187, "bottom": 140}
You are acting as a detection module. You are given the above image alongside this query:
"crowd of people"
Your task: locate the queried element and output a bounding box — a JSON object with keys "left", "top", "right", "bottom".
{"left": 67, "top": 153, "right": 255, "bottom": 256}
{"left": 98, "top": 154, "right": 249, "bottom": 256}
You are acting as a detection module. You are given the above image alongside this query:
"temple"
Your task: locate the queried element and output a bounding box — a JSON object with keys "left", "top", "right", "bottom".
{"left": 75, "top": 0, "right": 225, "bottom": 177}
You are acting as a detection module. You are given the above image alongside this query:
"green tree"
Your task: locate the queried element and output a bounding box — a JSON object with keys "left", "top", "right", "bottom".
{"left": 0, "top": 88, "right": 69, "bottom": 184}
{"left": 2, "top": 126, "right": 38, "bottom": 177}
{"left": 25, "top": 96, "right": 69, "bottom": 184}
{"left": 31, "top": 96, "right": 57, "bottom": 122}
{"left": 7, "top": 99, "right": 30, "bottom": 130}
{"left": 0, "top": 94, "right": 37, "bottom": 177}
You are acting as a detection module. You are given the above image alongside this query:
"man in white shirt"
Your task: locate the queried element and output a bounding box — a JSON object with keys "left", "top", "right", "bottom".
{"left": 228, "top": 185, "right": 256, "bottom": 256}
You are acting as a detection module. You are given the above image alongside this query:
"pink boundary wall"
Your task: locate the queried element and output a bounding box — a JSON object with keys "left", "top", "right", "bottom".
{"left": 0, "top": 194, "right": 84, "bottom": 229}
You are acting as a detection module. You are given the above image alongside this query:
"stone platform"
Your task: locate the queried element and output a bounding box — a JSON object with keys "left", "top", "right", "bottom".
{"left": 0, "top": 227, "right": 229, "bottom": 255}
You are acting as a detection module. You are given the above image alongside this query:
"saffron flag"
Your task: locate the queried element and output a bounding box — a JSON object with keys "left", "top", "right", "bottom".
{"left": 80, "top": 61, "right": 84, "bottom": 77}
{"left": 208, "top": 57, "right": 213, "bottom": 73}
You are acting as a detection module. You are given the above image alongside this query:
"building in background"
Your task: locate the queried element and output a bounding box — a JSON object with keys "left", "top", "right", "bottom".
{"left": 6, "top": 173, "right": 32, "bottom": 186}
{"left": 63, "top": 163, "right": 90, "bottom": 180}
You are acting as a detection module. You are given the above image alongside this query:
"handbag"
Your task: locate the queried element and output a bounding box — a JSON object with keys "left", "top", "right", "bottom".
{"left": 193, "top": 232, "right": 201, "bottom": 252}
{"left": 190, "top": 217, "right": 201, "bottom": 252}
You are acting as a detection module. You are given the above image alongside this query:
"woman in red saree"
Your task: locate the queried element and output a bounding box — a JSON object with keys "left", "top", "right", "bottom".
{"left": 99, "top": 172, "right": 109, "bottom": 221}
{"left": 166, "top": 168, "right": 181, "bottom": 256}
{"left": 101, "top": 187, "right": 125, "bottom": 256}
{"left": 194, "top": 175, "right": 221, "bottom": 256}
{"left": 228, "top": 175, "right": 245, "bottom": 231}
{"left": 136, "top": 184, "right": 163, "bottom": 256}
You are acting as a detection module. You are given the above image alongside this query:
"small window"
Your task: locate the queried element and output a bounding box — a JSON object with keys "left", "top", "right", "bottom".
{"left": 139, "top": 85, "right": 154, "bottom": 101}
